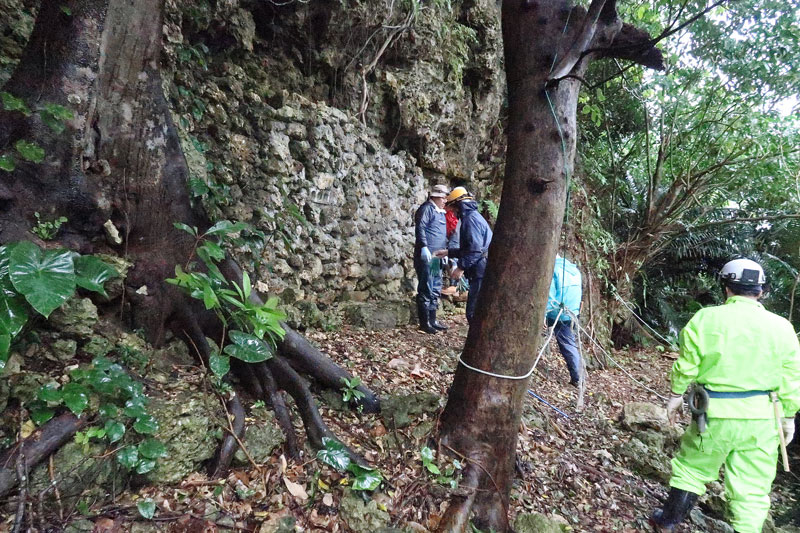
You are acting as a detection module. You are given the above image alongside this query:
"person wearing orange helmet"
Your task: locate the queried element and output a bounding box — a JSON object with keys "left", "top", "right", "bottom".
{"left": 435, "top": 187, "right": 492, "bottom": 324}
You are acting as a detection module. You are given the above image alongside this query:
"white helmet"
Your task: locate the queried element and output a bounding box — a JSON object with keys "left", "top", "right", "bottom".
{"left": 719, "top": 258, "right": 766, "bottom": 286}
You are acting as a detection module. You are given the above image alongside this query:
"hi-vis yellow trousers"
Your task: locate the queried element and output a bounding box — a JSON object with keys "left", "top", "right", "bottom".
{"left": 670, "top": 418, "right": 779, "bottom": 533}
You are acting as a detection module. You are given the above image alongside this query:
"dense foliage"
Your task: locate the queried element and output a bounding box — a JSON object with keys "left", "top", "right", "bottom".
{"left": 577, "top": 0, "right": 800, "bottom": 336}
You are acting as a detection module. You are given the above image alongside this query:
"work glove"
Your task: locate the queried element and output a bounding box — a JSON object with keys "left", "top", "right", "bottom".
{"left": 666, "top": 394, "right": 684, "bottom": 425}
{"left": 421, "top": 247, "right": 432, "bottom": 263}
{"left": 782, "top": 417, "right": 795, "bottom": 445}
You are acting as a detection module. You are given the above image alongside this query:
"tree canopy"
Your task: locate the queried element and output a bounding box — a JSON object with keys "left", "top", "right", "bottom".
{"left": 576, "top": 0, "right": 800, "bottom": 337}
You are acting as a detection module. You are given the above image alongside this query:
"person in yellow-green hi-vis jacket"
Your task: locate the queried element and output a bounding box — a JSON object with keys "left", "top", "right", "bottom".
{"left": 650, "top": 258, "right": 800, "bottom": 533}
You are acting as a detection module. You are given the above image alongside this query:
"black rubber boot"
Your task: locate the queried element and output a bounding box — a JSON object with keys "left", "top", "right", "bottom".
{"left": 417, "top": 303, "right": 438, "bottom": 334}
{"left": 430, "top": 309, "right": 448, "bottom": 331}
{"left": 650, "top": 488, "right": 699, "bottom": 532}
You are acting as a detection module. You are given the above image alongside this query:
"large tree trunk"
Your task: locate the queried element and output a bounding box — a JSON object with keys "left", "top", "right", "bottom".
{"left": 0, "top": 0, "right": 199, "bottom": 260}
{"left": 436, "top": 1, "right": 662, "bottom": 531}
{"left": 0, "top": 0, "right": 377, "bottom": 483}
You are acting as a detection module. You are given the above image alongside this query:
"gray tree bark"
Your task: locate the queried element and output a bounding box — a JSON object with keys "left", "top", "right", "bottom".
{"left": 436, "top": 1, "right": 663, "bottom": 531}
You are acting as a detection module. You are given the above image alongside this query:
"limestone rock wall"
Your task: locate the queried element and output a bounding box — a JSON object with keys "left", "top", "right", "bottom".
{"left": 1, "top": 0, "right": 506, "bottom": 313}
{"left": 0, "top": 0, "right": 35, "bottom": 86}
{"left": 162, "top": 0, "right": 505, "bottom": 310}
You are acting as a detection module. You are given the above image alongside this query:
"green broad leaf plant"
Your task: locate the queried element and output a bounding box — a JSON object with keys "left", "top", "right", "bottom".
{"left": 32, "top": 212, "right": 68, "bottom": 241}
{"left": 420, "top": 446, "right": 462, "bottom": 488}
{"left": 340, "top": 376, "right": 366, "bottom": 412}
{"left": 0, "top": 241, "right": 119, "bottom": 371}
{"left": 167, "top": 221, "right": 286, "bottom": 387}
{"left": 0, "top": 91, "right": 74, "bottom": 172}
{"left": 31, "top": 356, "right": 167, "bottom": 475}
{"left": 317, "top": 437, "right": 383, "bottom": 492}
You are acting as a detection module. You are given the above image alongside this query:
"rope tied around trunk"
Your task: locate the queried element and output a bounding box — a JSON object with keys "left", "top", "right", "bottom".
{"left": 456, "top": 307, "right": 565, "bottom": 380}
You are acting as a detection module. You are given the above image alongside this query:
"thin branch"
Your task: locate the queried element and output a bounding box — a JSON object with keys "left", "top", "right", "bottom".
{"left": 555, "top": 74, "right": 590, "bottom": 85}
{"left": 12, "top": 454, "right": 26, "bottom": 533}
{"left": 586, "top": 60, "right": 637, "bottom": 89}
{"left": 790, "top": 266, "right": 800, "bottom": 323}
{"left": 665, "top": 0, "right": 691, "bottom": 33}
{"left": 549, "top": 0, "right": 611, "bottom": 80}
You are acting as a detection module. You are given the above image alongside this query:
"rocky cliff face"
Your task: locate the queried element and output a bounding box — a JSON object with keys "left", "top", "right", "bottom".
{"left": 0, "top": 0, "right": 34, "bottom": 86}
{"left": 0, "top": 0, "right": 505, "bottom": 318}
{"left": 161, "top": 0, "right": 505, "bottom": 315}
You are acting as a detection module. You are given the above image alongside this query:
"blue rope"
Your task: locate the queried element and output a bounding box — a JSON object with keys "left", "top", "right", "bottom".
{"left": 528, "top": 390, "right": 571, "bottom": 419}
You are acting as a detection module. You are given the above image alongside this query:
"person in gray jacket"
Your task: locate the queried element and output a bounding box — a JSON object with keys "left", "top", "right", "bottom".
{"left": 435, "top": 187, "right": 492, "bottom": 324}
{"left": 414, "top": 185, "right": 449, "bottom": 334}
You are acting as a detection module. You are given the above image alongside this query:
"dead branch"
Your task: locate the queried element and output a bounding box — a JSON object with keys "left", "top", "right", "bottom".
{"left": 548, "top": 0, "right": 612, "bottom": 81}
{"left": 12, "top": 454, "right": 26, "bottom": 533}
{"left": 0, "top": 414, "right": 87, "bottom": 498}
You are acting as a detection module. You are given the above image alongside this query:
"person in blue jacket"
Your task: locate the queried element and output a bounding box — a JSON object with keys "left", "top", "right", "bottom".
{"left": 435, "top": 187, "right": 493, "bottom": 324}
{"left": 414, "top": 185, "right": 449, "bottom": 334}
{"left": 546, "top": 255, "right": 583, "bottom": 386}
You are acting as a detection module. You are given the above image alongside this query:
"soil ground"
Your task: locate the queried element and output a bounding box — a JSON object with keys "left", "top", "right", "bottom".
{"left": 3, "top": 310, "right": 798, "bottom": 532}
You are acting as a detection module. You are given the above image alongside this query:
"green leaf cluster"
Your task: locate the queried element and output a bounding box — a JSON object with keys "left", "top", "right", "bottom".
{"left": 176, "top": 43, "right": 209, "bottom": 70}
{"left": 0, "top": 242, "right": 119, "bottom": 371}
{"left": 0, "top": 92, "right": 74, "bottom": 172}
{"left": 167, "top": 221, "right": 286, "bottom": 385}
{"left": 32, "top": 212, "right": 68, "bottom": 240}
{"left": 340, "top": 376, "right": 366, "bottom": 405}
{"left": 420, "top": 446, "right": 462, "bottom": 488}
{"left": 32, "top": 356, "right": 166, "bottom": 475}
{"left": 573, "top": 0, "right": 800, "bottom": 336}
{"left": 316, "top": 437, "right": 382, "bottom": 492}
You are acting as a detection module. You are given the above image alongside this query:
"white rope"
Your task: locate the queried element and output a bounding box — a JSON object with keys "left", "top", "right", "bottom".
{"left": 457, "top": 308, "right": 564, "bottom": 380}
{"left": 572, "top": 317, "right": 586, "bottom": 410}
{"left": 564, "top": 308, "right": 669, "bottom": 401}
{"left": 613, "top": 291, "right": 675, "bottom": 346}
{"left": 456, "top": 292, "right": 670, "bottom": 402}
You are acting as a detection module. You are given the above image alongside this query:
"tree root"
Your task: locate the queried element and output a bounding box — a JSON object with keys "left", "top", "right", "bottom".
{"left": 209, "top": 392, "right": 246, "bottom": 478}
{"left": 219, "top": 258, "right": 380, "bottom": 415}
{"left": 266, "top": 356, "right": 367, "bottom": 466}
{"left": 0, "top": 0, "right": 382, "bottom": 497}
{"left": 0, "top": 414, "right": 87, "bottom": 498}
{"left": 254, "top": 362, "right": 300, "bottom": 459}
{"left": 435, "top": 457, "right": 512, "bottom": 533}
{"left": 436, "top": 467, "right": 480, "bottom": 533}
{"left": 174, "top": 270, "right": 374, "bottom": 474}
{"left": 280, "top": 326, "right": 380, "bottom": 413}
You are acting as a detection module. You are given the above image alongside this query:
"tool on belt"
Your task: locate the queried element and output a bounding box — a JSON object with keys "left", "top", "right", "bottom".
{"left": 770, "top": 392, "right": 791, "bottom": 473}
{"left": 687, "top": 384, "right": 789, "bottom": 472}
{"left": 687, "top": 384, "right": 710, "bottom": 433}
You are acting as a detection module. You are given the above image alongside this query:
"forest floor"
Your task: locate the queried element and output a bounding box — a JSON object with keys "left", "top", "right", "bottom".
{"left": 4, "top": 310, "right": 799, "bottom": 533}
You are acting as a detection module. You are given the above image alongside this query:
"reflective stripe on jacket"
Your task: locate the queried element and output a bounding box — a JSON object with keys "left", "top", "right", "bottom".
{"left": 672, "top": 296, "right": 800, "bottom": 419}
